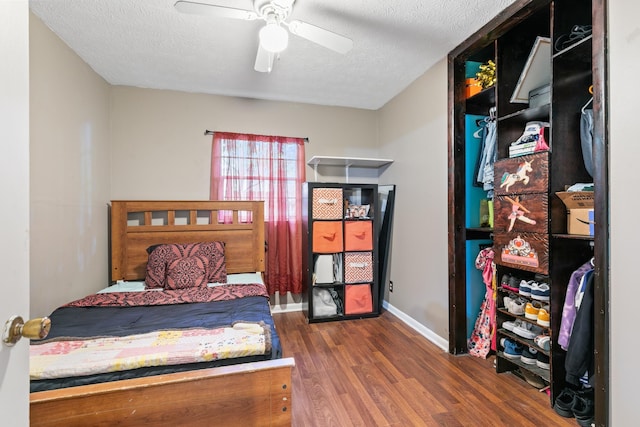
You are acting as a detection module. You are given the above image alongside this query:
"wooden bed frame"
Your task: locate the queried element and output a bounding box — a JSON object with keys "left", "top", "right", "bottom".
{"left": 30, "top": 200, "right": 294, "bottom": 427}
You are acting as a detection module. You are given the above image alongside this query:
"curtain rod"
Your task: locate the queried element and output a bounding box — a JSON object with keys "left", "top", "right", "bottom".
{"left": 204, "top": 130, "right": 309, "bottom": 142}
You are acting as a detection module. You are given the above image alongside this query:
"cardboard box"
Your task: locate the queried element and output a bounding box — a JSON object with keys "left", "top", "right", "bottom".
{"left": 556, "top": 191, "right": 594, "bottom": 236}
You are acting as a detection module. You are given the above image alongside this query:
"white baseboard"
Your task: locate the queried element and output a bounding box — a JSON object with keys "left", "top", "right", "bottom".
{"left": 382, "top": 300, "right": 449, "bottom": 352}
{"left": 269, "top": 297, "right": 450, "bottom": 352}
{"left": 271, "top": 302, "right": 303, "bottom": 314}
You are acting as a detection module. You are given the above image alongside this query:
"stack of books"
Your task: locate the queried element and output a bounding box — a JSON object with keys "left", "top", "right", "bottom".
{"left": 509, "top": 141, "right": 537, "bottom": 157}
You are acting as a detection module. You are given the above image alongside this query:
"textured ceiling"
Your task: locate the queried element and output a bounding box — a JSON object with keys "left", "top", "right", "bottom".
{"left": 29, "top": 0, "right": 516, "bottom": 110}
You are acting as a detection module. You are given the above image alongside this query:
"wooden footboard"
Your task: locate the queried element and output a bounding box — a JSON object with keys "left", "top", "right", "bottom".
{"left": 30, "top": 357, "right": 295, "bottom": 426}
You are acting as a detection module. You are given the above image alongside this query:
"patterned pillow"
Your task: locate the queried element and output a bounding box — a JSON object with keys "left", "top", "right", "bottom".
{"left": 165, "top": 255, "right": 209, "bottom": 290}
{"left": 145, "top": 242, "right": 227, "bottom": 289}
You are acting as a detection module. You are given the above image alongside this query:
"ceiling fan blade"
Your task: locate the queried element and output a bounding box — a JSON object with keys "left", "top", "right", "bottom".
{"left": 254, "top": 44, "right": 276, "bottom": 73}
{"left": 287, "top": 20, "right": 353, "bottom": 54}
{"left": 174, "top": 1, "right": 258, "bottom": 20}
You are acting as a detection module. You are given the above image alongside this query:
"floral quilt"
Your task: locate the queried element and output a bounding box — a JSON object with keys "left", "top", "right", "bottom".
{"left": 30, "top": 322, "right": 270, "bottom": 380}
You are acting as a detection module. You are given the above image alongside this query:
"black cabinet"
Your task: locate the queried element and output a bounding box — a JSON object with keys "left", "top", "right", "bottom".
{"left": 301, "top": 182, "right": 380, "bottom": 322}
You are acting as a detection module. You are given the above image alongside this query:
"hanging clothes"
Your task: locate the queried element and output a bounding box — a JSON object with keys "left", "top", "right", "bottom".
{"left": 558, "top": 259, "right": 594, "bottom": 350}
{"left": 476, "top": 118, "right": 497, "bottom": 198}
{"left": 565, "top": 271, "right": 595, "bottom": 386}
{"left": 580, "top": 108, "right": 594, "bottom": 177}
{"left": 468, "top": 247, "right": 496, "bottom": 358}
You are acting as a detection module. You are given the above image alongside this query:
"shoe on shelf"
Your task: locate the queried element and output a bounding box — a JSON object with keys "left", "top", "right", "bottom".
{"left": 513, "top": 321, "right": 543, "bottom": 339}
{"left": 500, "top": 338, "right": 523, "bottom": 359}
{"left": 553, "top": 388, "right": 577, "bottom": 418}
{"left": 510, "top": 121, "right": 550, "bottom": 146}
{"left": 506, "top": 297, "right": 526, "bottom": 315}
{"left": 524, "top": 301, "right": 545, "bottom": 320}
{"left": 536, "top": 352, "right": 550, "bottom": 370}
{"left": 534, "top": 334, "right": 551, "bottom": 351}
{"left": 503, "top": 318, "right": 528, "bottom": 333}
{"left": 520, "top": 368, "right": 547, "bottom": 389}
{"left": 531, "top": 282, "right": 551, "bottom": 301}
{"left": 503, "top": 276, "right": 520, "bottom": 293}
{"left": 521, "top": 347, "right": 538, "bottom": 364}
{"left": 502, "top": 319, "right": 516, "bottom": 331}
{"left": 537, "top": 308, "right": 551, "bottom": 327}
{"left": 500, "top": 274, "right": 511, "bottom": 288}
{"left": 519, "top": 280, "right": 533, "bottom": 297}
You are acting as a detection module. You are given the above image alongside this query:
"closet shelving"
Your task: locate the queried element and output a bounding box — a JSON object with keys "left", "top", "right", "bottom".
{"left": 448, "top": 0, "right": 608, "bottom": 424}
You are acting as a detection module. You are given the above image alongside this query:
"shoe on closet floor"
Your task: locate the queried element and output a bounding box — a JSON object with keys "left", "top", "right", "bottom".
{"left": 500, "top": 338, "right": 523, "bottom": 359}
{"left": 573, "top": 388, "right": 595, "bottom": 427}
{"left": 521, "top": 347, "right": 538, "bottom": 364}
{"left": 553, "top": 388, "right": 576, "bottom": 418}
{"left": 513, "top": 321, "right": 543, "bottom": 339}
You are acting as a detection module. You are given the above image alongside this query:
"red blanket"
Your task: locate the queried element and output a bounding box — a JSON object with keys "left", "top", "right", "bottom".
{"left": 64, "top": 284, "right": 269, "bottom": 308}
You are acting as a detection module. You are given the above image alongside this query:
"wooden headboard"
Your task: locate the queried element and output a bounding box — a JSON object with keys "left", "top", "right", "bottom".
{"left": 110, "top": 200, "right": 265, "bottom": 282}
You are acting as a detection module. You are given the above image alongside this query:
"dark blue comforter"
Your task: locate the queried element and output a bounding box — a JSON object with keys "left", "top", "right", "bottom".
{"left": 30, "top": 295, "right": 281, "bottom": 392}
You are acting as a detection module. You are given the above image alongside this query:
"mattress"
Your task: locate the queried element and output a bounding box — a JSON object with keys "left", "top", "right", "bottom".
{"left": 31, "top": 274, "right": 280, "bottom": 392}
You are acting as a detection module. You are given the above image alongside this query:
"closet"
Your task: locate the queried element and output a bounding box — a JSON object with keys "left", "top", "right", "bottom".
{"left": 447, "top": 0, "right": 609, "bottom": 425}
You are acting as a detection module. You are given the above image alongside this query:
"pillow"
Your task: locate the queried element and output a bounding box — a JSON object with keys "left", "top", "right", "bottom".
{"left": 165, "top": 255, "right": 209, "bottom": 290}
{"left": 145, "top": 241, "right": 226, "bottom": 289}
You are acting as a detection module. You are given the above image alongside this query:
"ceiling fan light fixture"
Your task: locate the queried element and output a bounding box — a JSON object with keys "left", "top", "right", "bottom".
{"left": 259, "top": 22, "right": 288, "bottom": 53}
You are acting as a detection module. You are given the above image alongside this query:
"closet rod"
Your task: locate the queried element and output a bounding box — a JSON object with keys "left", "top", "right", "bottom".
{"left": 203, "top": 130, "right": 309, "bottom": 142}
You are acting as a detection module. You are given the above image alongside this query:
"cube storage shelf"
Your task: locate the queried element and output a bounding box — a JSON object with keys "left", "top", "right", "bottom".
{"left": 302, "top": 182, "right": 380, "bottom": 323}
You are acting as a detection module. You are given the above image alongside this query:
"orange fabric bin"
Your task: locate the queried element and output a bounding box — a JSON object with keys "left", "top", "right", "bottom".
{"left": 312, "top": 221, "right": 343, "bottom": 253}
{"left": 345, "top": 284, "right": 373, "bottom": 314}
{"left": 344, "top": 221, "right": 373, "bottom": 251}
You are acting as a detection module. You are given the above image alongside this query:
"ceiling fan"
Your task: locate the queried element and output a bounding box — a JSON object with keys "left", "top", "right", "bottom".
{"left": 174, "top": 0, "right": 353, "bottom": 73}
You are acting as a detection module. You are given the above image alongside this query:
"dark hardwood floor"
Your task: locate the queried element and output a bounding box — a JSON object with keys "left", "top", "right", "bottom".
{"left": 273, "top": 310, "right": 576, "bottom": 427}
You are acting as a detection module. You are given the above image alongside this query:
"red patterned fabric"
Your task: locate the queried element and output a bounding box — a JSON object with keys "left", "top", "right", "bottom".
{"left": 145, "top": 242, "right": 226, "bottom": 289}
{"left": 312, "top": 188, "right": 343, "bottom": 219}
{"left": 64, "top": 284, "right": 269, "bottom": 308}
{"left": 344, "top": 252, "right": 373, "bottom": 283}
{"left": 165, "top": 256, "right": 209, "bottom": 290}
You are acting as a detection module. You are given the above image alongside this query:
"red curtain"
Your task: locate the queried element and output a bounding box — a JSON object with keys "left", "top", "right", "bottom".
{"left": 210, "top": 132, "right": 306, "bottom": 295}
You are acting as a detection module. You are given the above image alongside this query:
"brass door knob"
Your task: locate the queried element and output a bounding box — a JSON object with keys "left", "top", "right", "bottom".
{"left": 2, "top": 315, "right": 51, "bottom": 346}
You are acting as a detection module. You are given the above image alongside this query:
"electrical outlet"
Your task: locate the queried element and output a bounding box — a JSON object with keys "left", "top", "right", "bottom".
{"left": 389, "top": 280, "right": 394, "bottom": 292}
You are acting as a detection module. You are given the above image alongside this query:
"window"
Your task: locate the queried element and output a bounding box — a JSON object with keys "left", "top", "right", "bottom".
{"left": 210, "top": 132, "right": 306, "bottom": 295}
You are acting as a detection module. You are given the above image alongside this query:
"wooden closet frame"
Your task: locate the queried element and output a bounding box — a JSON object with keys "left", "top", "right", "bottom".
{"left": 446, "top": 0, "right": 609, "bottom": 425}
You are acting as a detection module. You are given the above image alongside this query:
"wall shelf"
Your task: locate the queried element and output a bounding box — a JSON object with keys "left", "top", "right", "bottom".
{"left": 307, "top": 156, "right": 394, "bottom": 182}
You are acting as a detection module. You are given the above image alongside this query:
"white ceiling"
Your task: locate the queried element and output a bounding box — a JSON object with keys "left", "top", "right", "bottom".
{"left": 29, "top": 0, "right": 516, "bottom": 110}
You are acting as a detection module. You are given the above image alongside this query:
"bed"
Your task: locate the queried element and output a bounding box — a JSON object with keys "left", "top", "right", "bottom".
{"left": 30, "top": 200, "right": 294, "bottom": 427}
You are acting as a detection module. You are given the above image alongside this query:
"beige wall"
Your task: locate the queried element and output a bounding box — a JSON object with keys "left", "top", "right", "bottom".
{"left": 29, "top": 14, "right": 111, "bottom": 317}
{"left": 608, "top": 1, "right": 637, "bottom": 423}
{"left": 109, "top": 86, "right": 380, "bottom": 200}
{"left": 377, "top": 59, "right": 449, "bottom": 343}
